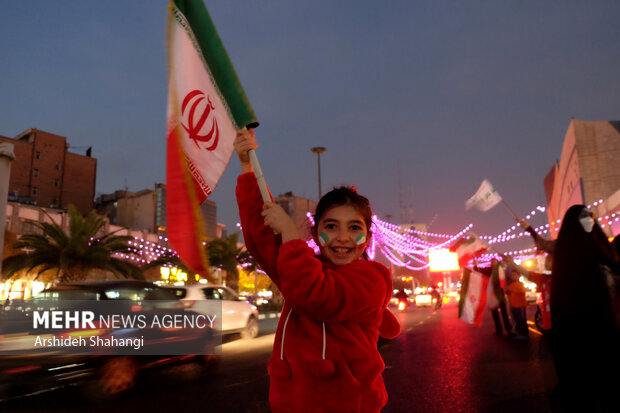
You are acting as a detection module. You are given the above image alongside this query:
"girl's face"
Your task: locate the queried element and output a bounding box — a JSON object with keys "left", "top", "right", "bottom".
{"left": 314, "top": 204, "right": 369, "bottom": 266}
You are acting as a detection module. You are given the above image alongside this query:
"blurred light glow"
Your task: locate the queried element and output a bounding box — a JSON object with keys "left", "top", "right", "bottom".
{"left": 428, "top": 249, "right": 460, "bottom": 272}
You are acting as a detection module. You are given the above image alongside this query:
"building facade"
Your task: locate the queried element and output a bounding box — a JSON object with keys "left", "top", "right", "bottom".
{"left": 274, "top": 191, "right": 317, "bottom": 240}
{"left": 95, "top": 183, "right": 221, "bottom": 239}
{"left": 0, "top": 128, "right": 97, "bottom": 215}
{"left": 545, "top": 119, "right": 620, "bottom": 237}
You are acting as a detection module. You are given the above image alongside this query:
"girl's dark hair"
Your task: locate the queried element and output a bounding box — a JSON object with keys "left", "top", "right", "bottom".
{"left": 312, "top": 186, "right": 373, "bottom": 259}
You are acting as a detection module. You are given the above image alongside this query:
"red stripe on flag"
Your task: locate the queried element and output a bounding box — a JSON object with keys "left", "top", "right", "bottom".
{"left": 473, "top": 275, "right": 489, "bottom": 326}
{"left": 166, "top": 125, "right": 211, "bottom": 278}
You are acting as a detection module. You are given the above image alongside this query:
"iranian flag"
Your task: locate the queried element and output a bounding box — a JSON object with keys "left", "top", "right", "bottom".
{"left": 458, "top": 268, "right": 489, "bottom": 326}
{"left": 166, "top": 0, "right": 258, "bottom": 278}
{"left": 449, "top": 233, "right": 488, "bottom": 267}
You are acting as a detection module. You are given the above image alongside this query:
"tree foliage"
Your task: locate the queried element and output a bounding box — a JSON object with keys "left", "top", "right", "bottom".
{"left": 207, "top": 233, "right": 247, "bottom": 291}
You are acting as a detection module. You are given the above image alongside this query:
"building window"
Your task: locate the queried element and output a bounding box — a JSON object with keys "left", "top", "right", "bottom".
{"left": 33, "top": 168, "right": 39, "bottom": 177}
{"left": 54, "top": 179, "right": 60, "bottom": 188}
{"left": 32, "top": 186, "right": 38, "bottom": 196}
{"left": 35, "top": 151, "right": 41, "bottom": 160}
{"left": 55, "top": 162, "right": 61, "bottom": 170}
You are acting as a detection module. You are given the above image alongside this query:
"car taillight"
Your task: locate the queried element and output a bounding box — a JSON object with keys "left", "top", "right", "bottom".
{"left": 2, "top": 365, "right": 41, "bottom": 374}
{"left": 398, "top": 302, "right": 406, "bottom": 311}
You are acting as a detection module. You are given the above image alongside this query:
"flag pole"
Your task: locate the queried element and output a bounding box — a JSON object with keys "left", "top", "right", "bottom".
{"left": 248, "top": 148, "right": 271, "bottom": 203}
{"left": 501, "top": 200, "right": 518, "bottom": 219}
{"left": 243, "top": 127, "right": 271, "bottom": 203}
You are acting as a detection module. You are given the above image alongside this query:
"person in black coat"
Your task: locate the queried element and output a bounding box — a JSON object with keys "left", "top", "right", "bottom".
{"left": 550, "top": 205, "right": 620, "bottom": 408}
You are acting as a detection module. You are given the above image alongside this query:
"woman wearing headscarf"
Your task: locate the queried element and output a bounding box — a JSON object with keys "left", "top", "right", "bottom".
{"left": 550, "top": 205, "right": 620, "bottom": 406}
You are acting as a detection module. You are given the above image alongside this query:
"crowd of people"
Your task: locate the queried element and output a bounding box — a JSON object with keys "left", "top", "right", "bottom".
{"left": 478, "top": 206, "right": 620, "bottom": 408}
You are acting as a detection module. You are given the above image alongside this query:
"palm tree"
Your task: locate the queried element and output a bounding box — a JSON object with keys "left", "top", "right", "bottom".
{"left": 2, "top": 205, "right": 143, "bottom": 284}
{"left": 207, "top": 233, "right": 244, "bottom": 292}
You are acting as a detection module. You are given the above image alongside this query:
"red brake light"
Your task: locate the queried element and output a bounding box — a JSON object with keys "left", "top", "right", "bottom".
{"left": 2, "top": 365, "right": 41, "bottom": 374}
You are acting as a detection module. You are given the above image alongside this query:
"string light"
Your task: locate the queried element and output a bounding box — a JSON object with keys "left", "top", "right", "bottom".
{"left": 115, "top": 201, "right": 617, "bottom": 273}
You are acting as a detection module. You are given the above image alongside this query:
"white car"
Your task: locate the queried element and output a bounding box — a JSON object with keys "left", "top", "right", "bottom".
{"left": 415, "top": 293, "right": 432, "bottom": 307}
{"left": 165, "top": 285, "right": 259, "bottom": 339}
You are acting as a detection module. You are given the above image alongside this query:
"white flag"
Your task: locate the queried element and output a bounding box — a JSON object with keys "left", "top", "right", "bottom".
{"left": 465, "top": 179, "right": 503, "bottom": 212}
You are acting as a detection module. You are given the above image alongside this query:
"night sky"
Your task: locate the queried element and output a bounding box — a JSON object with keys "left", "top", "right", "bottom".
{"left": 2, "top": 1, "right": 619, "bottom": 250}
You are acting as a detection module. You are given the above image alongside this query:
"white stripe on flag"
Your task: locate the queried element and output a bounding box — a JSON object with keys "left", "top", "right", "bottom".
{"left": 460, "top": 270, "right": 488, "bottom": 326}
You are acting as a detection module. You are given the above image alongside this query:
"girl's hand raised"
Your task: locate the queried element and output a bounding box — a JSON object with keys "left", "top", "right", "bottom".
{"left": 235, "top": 128, "right": 257, "bottom": 173}
{"left": 262, "top": 202, "right": 301, "bottom": 243}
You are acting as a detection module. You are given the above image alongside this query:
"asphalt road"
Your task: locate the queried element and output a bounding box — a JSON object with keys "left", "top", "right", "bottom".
{"left": 1, "top": 305, "right": 568, "bottom": 412}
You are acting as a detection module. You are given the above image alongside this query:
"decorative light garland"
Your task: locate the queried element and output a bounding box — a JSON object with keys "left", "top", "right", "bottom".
{"left": 114, "top": 201, "right": 618, "bottom": 273}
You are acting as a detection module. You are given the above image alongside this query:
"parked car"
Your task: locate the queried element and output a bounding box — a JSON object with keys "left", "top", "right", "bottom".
{"left": 0, "top": 280, "right": 215, "bottom": 402}
{"left": 164, "top": 285, "right": 259, "bottom": 339}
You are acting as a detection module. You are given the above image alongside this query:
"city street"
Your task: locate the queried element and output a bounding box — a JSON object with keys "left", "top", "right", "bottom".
{"left": 1, "top": 303, "right": 565, "bottom": 413}
{"left": 1, "top": 3, "right": 619, "bottom": 413}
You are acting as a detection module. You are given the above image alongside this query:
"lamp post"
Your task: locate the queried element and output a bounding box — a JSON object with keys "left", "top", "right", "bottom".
{"left": 311, "top": 147, "right": 326, "bottom": 199}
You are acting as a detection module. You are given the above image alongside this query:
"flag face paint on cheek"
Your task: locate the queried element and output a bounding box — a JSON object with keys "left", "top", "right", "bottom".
{"left": 318, "top": 232, "right": 330, "bottom": 246}
{"left": 319, "top": 232, "right": 365, "bottom": 246}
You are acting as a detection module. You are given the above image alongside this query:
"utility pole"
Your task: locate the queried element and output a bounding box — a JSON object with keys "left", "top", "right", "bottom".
{"left": 311, "top": 147, "right": 326, "bottom": 199}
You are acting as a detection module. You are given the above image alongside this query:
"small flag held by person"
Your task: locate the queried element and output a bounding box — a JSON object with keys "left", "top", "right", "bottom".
{"left": 486, "top": 263, "right": 507, "bottom": 309}
{"left": 166, "top": 0, "right": 258, "bottom": 279}
{"left": 465, "top": 179, "right": 503, "bottom": 212}
{"left": 459, "top": 268, "right": 489, "bottom": 326}
{"left": 449, "top": 233, "right": 489, "bottom": 267}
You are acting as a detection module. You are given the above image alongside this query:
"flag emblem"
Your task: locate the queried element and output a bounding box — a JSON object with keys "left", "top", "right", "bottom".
{"left": 181, "top": 90, "right": 220, "bottom": 151}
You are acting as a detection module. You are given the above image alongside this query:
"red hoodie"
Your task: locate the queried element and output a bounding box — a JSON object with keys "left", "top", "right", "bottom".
{"left": 236, "top": 173, "right": 401, "bottom": 413}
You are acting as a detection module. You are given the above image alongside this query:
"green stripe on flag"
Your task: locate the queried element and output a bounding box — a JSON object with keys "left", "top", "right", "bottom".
{"left": 173, "top": 0, "right": 258, "bottom": 129}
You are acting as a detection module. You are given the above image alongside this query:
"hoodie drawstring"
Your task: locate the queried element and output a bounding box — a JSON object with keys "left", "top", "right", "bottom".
{"left": 280, "top": 308, "right": 327, "bottom": 361}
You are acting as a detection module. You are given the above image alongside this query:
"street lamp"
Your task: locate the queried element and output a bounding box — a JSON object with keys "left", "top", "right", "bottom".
{"left": 311, "top": 146, "right": 326, "bottom": 199}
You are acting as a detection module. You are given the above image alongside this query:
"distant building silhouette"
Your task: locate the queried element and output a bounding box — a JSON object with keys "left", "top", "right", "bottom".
{"left": 0, "top": 128, "right": 96, "bottom": 214}
{"left": 274, "top": 191, "right": 317, "bottom": 240}
{"left": 95, "top": 184, "right": 222, "bottom": 240}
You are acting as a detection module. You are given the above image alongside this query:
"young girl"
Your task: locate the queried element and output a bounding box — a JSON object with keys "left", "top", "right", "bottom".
{"left": 234, "top": 129, "right": 400, "bottom": 413}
